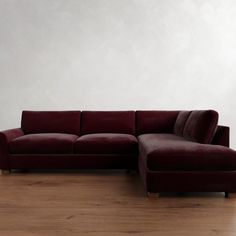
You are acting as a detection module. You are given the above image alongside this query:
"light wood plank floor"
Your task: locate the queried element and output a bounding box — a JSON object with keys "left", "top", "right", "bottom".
{"left": 0, "top": 170, "right": 236, "bottom": 236}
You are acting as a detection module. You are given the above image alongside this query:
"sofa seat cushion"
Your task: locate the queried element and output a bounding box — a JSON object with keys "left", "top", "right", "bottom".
{"left": 138, "top": 134, "right": 236, "bottom": 171}
{"left": 74, "top": 133, "right": 138, "bottom": 154}
{"left": 9, "top": 133, "right": 78, "bottom": 154}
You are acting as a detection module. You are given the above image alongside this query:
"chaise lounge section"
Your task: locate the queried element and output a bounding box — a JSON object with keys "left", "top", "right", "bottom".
{"left": 0, "top": 110, "right": 236, "bottom": 197}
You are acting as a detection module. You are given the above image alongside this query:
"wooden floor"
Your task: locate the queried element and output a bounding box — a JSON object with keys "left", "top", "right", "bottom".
{"left": 0, "top": 170, "right": 236, "bottom": 236}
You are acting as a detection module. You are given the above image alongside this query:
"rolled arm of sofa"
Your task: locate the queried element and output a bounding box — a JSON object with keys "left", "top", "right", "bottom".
{"left": 211, "top": 125, "right": 230, "bottom": 147}
{"left": 0, "top": 128, "right": 24, "bottom": 169}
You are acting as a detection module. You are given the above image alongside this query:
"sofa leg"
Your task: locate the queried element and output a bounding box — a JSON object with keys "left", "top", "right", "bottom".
{"left": 147, "top": 192, "right": 160, "bottom": 198}
{"left": 225, "top": 192, "right": 236, "bottom": 198}
{"left": 0, "top": 169, "right": 10, "bottom": 175}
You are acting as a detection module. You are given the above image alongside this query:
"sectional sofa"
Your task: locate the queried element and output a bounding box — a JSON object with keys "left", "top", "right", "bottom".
{"left": 0, "top": 110, "right": 236, "bottom": 197}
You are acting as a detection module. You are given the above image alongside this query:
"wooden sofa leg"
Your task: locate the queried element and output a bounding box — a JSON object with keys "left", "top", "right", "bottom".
{"left": 0, "top": 169, "right": 10, "bottom": 175}
{"left": 225, "top": 192, "right": 236, "bottom": 198}
{"left": 147, "top": 192, "right": 160, "bottom": 198}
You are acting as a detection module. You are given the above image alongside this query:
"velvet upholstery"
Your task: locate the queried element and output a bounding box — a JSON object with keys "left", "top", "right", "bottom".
{"left": 173, "top": 111, "right": 191, "bottom": 136}
{"left": 75, "top": 133, "right": 138, "bottom": 154}
{"left": 212, "top": 125, "right": 230, "bottom": 147}
{"left": 136, "top": 111, "right": 179, "bottom": 135}
{"left": 9, "top": 133, "right": 78, "bottom": 154}
{"left": 0, "top": 128, "right": 24, "bottom": 169}
{"left": 1, "top": 109, "right": 236, "bottom": 196}
{"left": 183, "top": 110, "right": 218, "bottom": 144}
{"left": 9, "top": 154, "right": 137, "bottom": 169}
{"left": 81, "top": 111, "right": 135, "bottom": 135}
{"left": 139, "top": 167, "right": 236, "bottom": 193}
{"left": 138, "top": 134, "right": 236, "bottom": 171}
{"left": 21, "top": 111, "right": 81, "bottom": 135}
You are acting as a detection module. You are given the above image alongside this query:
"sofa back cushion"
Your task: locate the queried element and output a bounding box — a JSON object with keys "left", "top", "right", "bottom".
{"left": 183, "top": 110, "right": 218, "bottom": 144}
{"left": 136, "top": 111, "right": 179, "bottom": 135}
{"left": 174, "top": 111, "right": 191, "bottom": 136}
{"left": 21, "top": 111, "right": 81, "bottom": 135}
{"left": 81, "top": 111, "right": 135, "bottom": 135}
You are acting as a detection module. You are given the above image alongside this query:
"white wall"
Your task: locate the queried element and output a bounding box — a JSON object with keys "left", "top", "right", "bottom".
{"left": 0, "top": 0, "right": 236, "bottom": 147}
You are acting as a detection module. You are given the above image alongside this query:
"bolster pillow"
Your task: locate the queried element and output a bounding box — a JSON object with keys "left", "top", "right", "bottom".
{"left": 174, "top": 110, "right": 218, "bottom": 144}
{"left": 183, "top": 110, "right": 218, "bottom": 144}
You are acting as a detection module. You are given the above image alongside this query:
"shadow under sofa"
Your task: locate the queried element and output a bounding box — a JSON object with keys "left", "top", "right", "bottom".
{"left": 0, "top": 110, "right": 236, "bottom": 198}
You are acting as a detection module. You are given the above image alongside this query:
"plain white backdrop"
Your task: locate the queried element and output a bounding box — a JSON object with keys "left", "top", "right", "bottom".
{"left": 0, "top": 0, "right": 236, "bottom": 147}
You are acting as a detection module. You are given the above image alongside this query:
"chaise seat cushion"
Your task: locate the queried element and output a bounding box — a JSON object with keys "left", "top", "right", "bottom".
{"left": 9, "top": 133, "right": 78, "bottom": 154}
{"left": 74, "top": 133, "right": 138, "bottom": 154}
{"left": 139, "top": 134, "right": 236, "bottom": 171}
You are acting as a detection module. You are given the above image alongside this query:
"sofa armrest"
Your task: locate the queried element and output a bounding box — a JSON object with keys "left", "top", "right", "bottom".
{"left": 0, "top": 128, "right": 24, "bottom": 169}
{"left": 0, "top": 128, "right": 24, "bottom": 142}
{"left": 211, "top": 125, "right": 229, "bottom": 147}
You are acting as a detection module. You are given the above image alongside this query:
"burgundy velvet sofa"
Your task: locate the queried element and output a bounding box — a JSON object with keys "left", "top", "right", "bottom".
{"left": 0, "top": 110, "right": 236, "bottom": 197}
